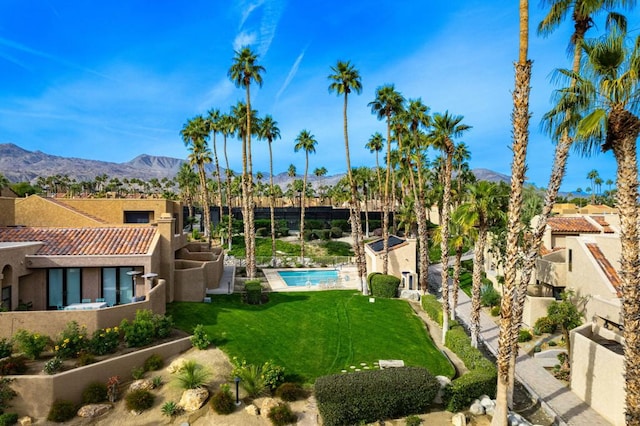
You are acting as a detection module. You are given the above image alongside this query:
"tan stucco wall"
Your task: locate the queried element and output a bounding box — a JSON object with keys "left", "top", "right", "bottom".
{"left": 571, "top": 323, "right": 625, "bottom": 425}
{"left": 10, "top": 336, "right": 192, "bottom": 420}
{"left": 522, "top": 295, "right": 555, "bottom": 328}
{"left": 0, "top": 243, "right": 42, "bottom": 310}
{"left": 365, "top": 239, "right": 417, "bottom": 282}
{"left": 0, "top": 197, "right": 15, "bottom": 226}
{"left": 14, "top": 196, "right": 103, "bottom": 227}
{"left": 60, "top": 198, "right": 183, "bottom": 228}
{"left": 0, "top": 280, "right": 166, "bottom": 339}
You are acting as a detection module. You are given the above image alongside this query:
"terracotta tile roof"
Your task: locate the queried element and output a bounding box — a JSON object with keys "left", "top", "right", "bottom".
{"left": 0, "top": 227, "right": 156, "bottom": 255}
{"left": 547, "top": 217, "right": 600, "bottom": 234}
{"left": 590, "top": 216, "right": 615, "bottom": 233}
{"left": 585, "top": 243, "right": 622, "bottom": 298}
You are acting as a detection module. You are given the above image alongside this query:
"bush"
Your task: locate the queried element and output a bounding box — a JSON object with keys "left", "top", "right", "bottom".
{"left": 445, "top": 327, "right": 495, "bottom": 372}
{"left": 275, "top": 382, "right": 307, "bottom": 402}
{"left": 490, "top": 306, "right": 500, "bottom": 317}
{"left": 480, "top": 284, "right": 501, "bottom": 307}
{"left": 0, "top": 413, "right": 18, "bottom": 426}
{"left": 331, "top": 219, "right": 350, "bottom": 232}
{"left": 120, "top": 310, "right": 173, "bottom": 347}
{"left": 534, "top": 316, "right": 557, "bottom": 334}
{"left": 54, "top": 321, "right": 88, "bottom": 359}
{"left": 125, "top": 389, "right": 155, "bottom": 412}
{"left": 548, "top": 340, "right": 557, "bottom": 347}
{"left": 0, "top": 378, "right": 16, "bottom": 413}
{"left": 405, "top": 415, "right": 422, "bottom": 426}
{"left": 244, "top": 281, "right": 263, "bottom": 305}
{"left": 305, "top": 219, "right": 325, "bottom": 230}
{"left": 268, "top": 402, "right": 297, "bottom": 426}
{"left": 152, "top": 376, "right": 163, "bottom": 388}
{"left": 0, "top": 339, "right": 12, "bottom": 358}
{"left": 175, "top": 360, "right": 210, "bottom": 390}
{"left": 144, "top": 354, "right": 164, "bottom": 372}
{"left": 44, "top": 357, "right": 63, "bottom": 375}
{"left": 370, "top": 274, "right": 400, "bottom": 298}
{"left": 161, "top": 401, "right": 183, "bottom": 418}
{"left": 191, "top": 324, "right": 211, "bottom": 350}
{"left": 442, "top": 369, "right": 497, "bottom": 412}
{"left": 47, "top": 400, "right": 76, "bottom": 422}
{"left": 75, "top": 351, "right": 96, "bottom": 367}
{"left": 366, "top": 272, "right": 381, "bottom": 293}
{"left": 87, "top": 326, "right": 120, "bottom": 356}
{"left": 210, "top": 384, "right": 235, "bottom": 415}
{"left": 12, "top": 329, "right": 49, "bottom": 360}
{"left": 0, "top": 356, "right": 27, "bottom": 375}
{"left": 262, "top": 361, "right": 285, "bottom": 390}
{"left": 82, "top": 382, "right": 108, "bottom": 404}
{"left": 231, "top": 359, "right": 267, "bottom": 398}
{"left": 132, "top": 366, "right": 145, "bottom": 380}
{"left": 421, "top": 294, "right": 443, "bottom": 326}
{"left": 329, "top": 227, "right": 342, "bottom": 238}
{"left": 315, "top": 367, "right": 439, "bottom": 426}
{"left": 518, "top": 329, "right": 533, "bottom": 342}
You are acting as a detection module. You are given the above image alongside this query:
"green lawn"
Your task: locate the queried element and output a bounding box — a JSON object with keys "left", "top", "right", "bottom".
{"left": 167, "top": 291, "right": 454, "bottom": 383}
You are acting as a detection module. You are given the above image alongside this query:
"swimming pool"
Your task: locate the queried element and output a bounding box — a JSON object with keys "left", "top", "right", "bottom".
{"left": 277, "top": 269, "right": 339, "bottom": 287}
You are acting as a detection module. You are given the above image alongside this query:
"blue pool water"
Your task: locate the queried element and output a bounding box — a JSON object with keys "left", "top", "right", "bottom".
{"left": 278, "top": 270, "right": 339, "bottom": 287}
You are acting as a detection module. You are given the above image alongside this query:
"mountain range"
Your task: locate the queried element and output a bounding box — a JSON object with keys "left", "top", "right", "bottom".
{"left": 0, "top": 143, "right": 510, "bottom": 188}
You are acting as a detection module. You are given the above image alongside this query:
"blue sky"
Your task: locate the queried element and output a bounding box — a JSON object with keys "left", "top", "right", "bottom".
{"left": 0, "top": 1, "right": 638, "bottom": 192}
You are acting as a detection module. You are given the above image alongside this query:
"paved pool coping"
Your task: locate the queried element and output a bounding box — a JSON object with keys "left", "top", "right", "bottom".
{"left": 262, "top": 266, "right": 361, "bottom": 292}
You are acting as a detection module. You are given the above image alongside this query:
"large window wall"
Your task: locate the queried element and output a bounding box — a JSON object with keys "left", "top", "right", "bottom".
{"left": 47, "top": 268, "right": 82, "bottom": 309}
{"left": 102, "top": 267, "right": 135, "bottom": 306}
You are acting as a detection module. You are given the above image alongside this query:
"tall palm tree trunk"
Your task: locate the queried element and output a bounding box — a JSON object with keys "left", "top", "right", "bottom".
{"left": 198, "top": 167, "right": 211, "bottom": 242}
{"left": 440, "top": 148, "right": 453, "bottom": 344}
{"left": 268, "top": 140, "right": 277, "bottom": 266}
{"left": 451, "top": 246, "right": 463, "bottom": 321}
{"left": 300, "top": 155, "right": 308, "bottom": 262}
{"left": 246, "top": 86, "right": 256, "bottom": 278}
{"left": 223, "top": 135, "right": 233, "bottom": 251}
{"left": 212, "top": 134, "right": 224, "bottom": 244}
{"left": 470, "top": 226, "right": 488, "bottom": 348}
{"left": 611, "top": 112, "right": 640, "bottom": 422}
{"left": 416, "top": 160, "right": 430, "bottom": 293}
{"left": 382, "top": 122, "right": 392, "bottom": 275}
{"left": 492, "top": 2, "right": 531, "bottom": 422}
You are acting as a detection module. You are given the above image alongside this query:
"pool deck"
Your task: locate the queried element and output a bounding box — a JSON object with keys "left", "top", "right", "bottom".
{"left": 263, "top": 266, "right": 361, "bottom": 292}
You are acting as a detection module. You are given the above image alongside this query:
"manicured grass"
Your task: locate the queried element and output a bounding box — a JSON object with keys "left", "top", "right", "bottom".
{"left": 227, "top": 236, "right": 299, "bottom": 257}
{"left": 168, "top": 291, "right": 454, "bottom": 383}
{"left": 319, "top": 240, "right": 354, "bottom": 256}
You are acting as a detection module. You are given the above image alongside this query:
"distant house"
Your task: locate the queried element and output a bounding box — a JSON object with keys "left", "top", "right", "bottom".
{"left": 364, "top": 235, "right": 419, "bottom": 290}
{"left": 0, "top": 196, "right": 224, "bottom": 338}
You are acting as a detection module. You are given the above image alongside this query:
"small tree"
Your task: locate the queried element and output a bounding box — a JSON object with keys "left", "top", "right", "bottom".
{"left": 545, "top": 290, "right": 584, "bottom": 365}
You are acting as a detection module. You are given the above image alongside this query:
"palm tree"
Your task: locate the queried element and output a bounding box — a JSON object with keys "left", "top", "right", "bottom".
{"left": 181, "top": 115, "right": 212, "bottom": 243}
{"left": 176, "top": 162, "right": 199, "bottom": 224}
{"left": 287, "top": 164, "right": 297, "bottom": 178}
{"left": 457, "top": 181, "right": 506, "bottom": 347}
{"left": 586, "top": 169, "right": 600, "bottom": 203}
{"left": 206, "top": 108, "right": 225, "bottom": 240}
{"left": 294, "top": 130, "right": 318, "bottom": 262}
{"left": 220, "top": 113, "right": 236, "bottom": 250}
{"left": 406, "top": 98, "right": 432, "bottom": 293}
{"left": 229, "top": 46, "right": 265, "bottom": 278}
{"left": 369, "top": 84, "right": 405, "bottom": 275}
{"left": 366, "top": 132, "right": 385, "bottom": 209}
{"left": 329, "top": 60, "right": 368, "bottom": 293}
{"left": 567, "top": 26, "right": 640, "bottom": 422}
{"left": 492, "top": 1, "right": 532, "bottom": 424}
{"left": 257, "top": 114, "right": 281, "bottom": 266}
{"left": 0, "top": 173, "right": 10, "bottom": 192}
{"left": 430, "top": 112, "right": 471, "bottom": 344}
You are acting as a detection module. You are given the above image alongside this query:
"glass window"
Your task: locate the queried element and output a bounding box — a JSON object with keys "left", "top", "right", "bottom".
{"left": 67, "top": 268, "right": 81, "bottom": 305}
{"left": 119, "top": 267, "right": 134, "bottom": 304}
{"left": 103, "top": 268, "right": 117, "bottom": 307}
{"left": 48, "top": 269, "right": 63, "bottom": 309}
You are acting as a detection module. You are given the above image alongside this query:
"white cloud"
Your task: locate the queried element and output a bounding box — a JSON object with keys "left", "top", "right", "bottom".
{"left": 233, "top": 31, "right": 257, "bottom": 51}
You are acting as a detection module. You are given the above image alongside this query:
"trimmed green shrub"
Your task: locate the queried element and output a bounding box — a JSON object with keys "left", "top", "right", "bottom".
{"left": 405, "top": 415, "right": 422, "bottom": 426}
{"left": 305, "top": 219, "right": 325, "bottom": 230}
{"left": 210, "top": 384, "right": 235, "bottom": 414}
{"left": 0, "top": 413, "right": 18, "bottom": 426}
{"left": 244, "top": 281, "right": 263, "bottom": 305}
{"left": 329, "top": 227, "right": 343, "bottom": 238}
{"left": 442, "top": 369, "right": 497, "bottom": 412}
{"left": 315, "top": 367, "right": 439, "bottom": 426}
{"left": 331, "top": 219, "right": 350, "bottom": 232}
{"left": 144, "top": 354, "right": 164, "bottom": 371}
{"left": 47, "top": 400, "right": 76, "bottom": 422}
{"left": 0, "top": 339, "right": 12, "bottom": 358}
{"left": 548, "top": 340, "right": 558, "bottom": 347}
{"left": 256, "top": 227, "right": 269, "bottom": 237}
{"left": 445, "top": 327, "right": 495, "bottom": 372}
{"left": 366, "top": 272, "right": 381, "bottom": 293}
{"left": 275, "top": 382, "right": 307, "bottom": 402}
{"left": 191, "top": 324, "right": 211, "bottom": 350}
{"left": 370, "top": 274, "right": 400, "bottom": 298}
{"left": 421, "top": 294, "right": 443, "bottom": 326}
{"left": 125, "top": 389, "right": 155, "bottom": 412}
{"left": 12, "top": 329, "right": 49, "bottom": 360}
{"left": 268, "top": 402, "right": 297, "bottom": 426}
{"left": 490, "top": 306, "right": 500, "bottom": 317}
{"left": 518, "top": 329, "right": 533, "bottom": 342}
{"left": 82, "top": 381, "right": 108, "bottom": 404}
{"left": 534, "top": 316, "right": 557, "bottom": 334}
{"left": 120, "top": 310, "right": 173, "bottom": 347}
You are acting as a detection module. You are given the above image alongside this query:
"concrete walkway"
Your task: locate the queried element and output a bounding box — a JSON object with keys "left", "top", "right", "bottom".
{"left": 430, "top": 261, "right": 612, "bottom": 425}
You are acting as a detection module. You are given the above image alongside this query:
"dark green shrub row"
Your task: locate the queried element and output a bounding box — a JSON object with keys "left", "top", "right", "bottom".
{"left": 331, "top": 219, "right": 350, "bottom": 232}
{"left": 442, "top": 369, "right": 497, "bottom": 412}
{"left": 244, "top": 280, "right": 263, "bottom": 305}
{"left": 370, "top": 274, "right": 400, "bottom": 298}
{"left": 315, "top": 367, "right": 439, "bottom": 426}
{"left": 443, "top": 325, "right": 497, "bottom": 412}
{"left": 421, "top": 294, "right": 443, "bottom": 326}
{"left": 366, "top": 272, "right": 381, "bottom": 292}
{"left": 120, "top": 309, "right": 173, "bottom": 348}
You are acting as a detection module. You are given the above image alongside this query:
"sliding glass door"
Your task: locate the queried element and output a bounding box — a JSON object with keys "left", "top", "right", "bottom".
{"left": 102, "top": 267, "right": 135, "bottom": 306}
{"left": 47, "top": 268, "right": 81, "bottom": 309}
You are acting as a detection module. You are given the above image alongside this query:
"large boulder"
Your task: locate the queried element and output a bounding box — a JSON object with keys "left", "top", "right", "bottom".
{"left": 179, "top": 388, "right": 210, "bottom": 411}
{"left": 17, "top": 416, "right": 32, "bottom": 426}
{"left": 433, "top": 375, "right": 452, "bottom": 404}
{"left": 452, "top": 412, "right": 467, "bottom": 426}
{"left": 399, "top": 289, "right": 421, "bottom": 301}
{"left": 245, "top": 404, "right": 260, "bottom": 416}
{"left": 469, "top": 399, "right": 485, "bottom": 416}
{"left": 480, "top": 395, "right": 495, "bottom": 416}
{"left": 260, "top": 398, "right": 279, "bottom": 419}
{"left": 77, "top": 404, "right": 112, "bottom": 418}
{"left": 167, "top": 357, "right": 189, "bottom": 373}
{"left": 129, "top": 379, "right": 154, "bottom": 392}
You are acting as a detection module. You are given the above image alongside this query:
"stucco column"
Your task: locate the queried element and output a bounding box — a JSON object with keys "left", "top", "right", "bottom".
{"left": 157, "top": 214, "right": 176, "bottom": 303}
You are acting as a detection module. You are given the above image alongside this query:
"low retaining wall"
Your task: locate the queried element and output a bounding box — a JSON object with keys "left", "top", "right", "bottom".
{"left": 9, "top": 336, "right": 193, "bottom": 420}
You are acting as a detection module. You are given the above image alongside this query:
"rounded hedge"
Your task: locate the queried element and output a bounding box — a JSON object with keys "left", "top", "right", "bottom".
{"left": 370, "top": 274, "right": 400, "bottom": 298}
{"left": 244, "top": 281, "right": 263, "bottom": 305}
